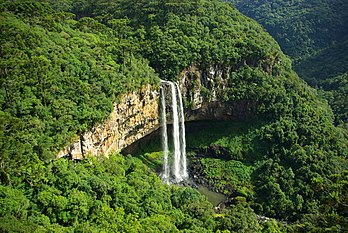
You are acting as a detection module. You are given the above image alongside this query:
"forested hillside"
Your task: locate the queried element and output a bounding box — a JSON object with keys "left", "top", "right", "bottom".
{"left": 229, "top": 0, "right": 348, "bottom": 62}
{"left": 229, "top": 0, "right": 348, "bottom": 127}
{"left": 0, "top": 0, "right": 158, "bottom": 176}
{"left": 296, "top": 39, "right": 348, "bottom": 125}
{"left": 1, "top": 0, "right": 348, "bottom": 232}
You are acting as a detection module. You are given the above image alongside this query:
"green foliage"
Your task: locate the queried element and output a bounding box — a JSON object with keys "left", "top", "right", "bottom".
{"left": 0, "top": 0, "right": 158, "bottom": 183}
{"left": 229, "top": 0, "right": 348, "bottom": 63}
{"left": 0, "top": 185, "right": 30, "bottom": 219}
{"left": 61, "top": 0, "right": 284, "bottom": 80}
{"left": 229, "top": 0, "right": 348, "bottom": 125}
{"left": 114, "top": 0, "right": 348, "bottom": 224}
{"left": 295, "top": 170, "right": 348, "bottom": 232}
{"left": 295, "top": 39, "right": 348, "bottom": 85}
{"left": 294, "top": 39, "right": 348, "bottom": 125}
{"left": 0, "top": 0, "right": 347, "bottom": 232}
{"left": 186, "top": 121, "right": 254, "bottom": 150}
{"left": 194, "top": 158, "right": 253, "bottom": 197}
{"left": 185, "top": 101, "right": 347, "bottom": 222}
{"left": 260, "top": 219, "right": 283, "bottom": 233}
{"left": 320, "top": 73, "right": 348, "bottom": 125}
{"left": 0, "top": 154, "right": 262, "bottom": 232}
{"left": 215, "top": 205, "right": 261, "bottom": 233}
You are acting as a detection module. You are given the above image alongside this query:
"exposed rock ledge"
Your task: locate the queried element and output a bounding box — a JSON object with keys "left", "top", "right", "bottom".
{"left": 58, "top": 65, "right": 258, "bottom": 159}
{"left": 180, "top": 65, "right": 258, "bottom": 121}
{"left": 58, "top": 84, "right": 160, "bottom": 159}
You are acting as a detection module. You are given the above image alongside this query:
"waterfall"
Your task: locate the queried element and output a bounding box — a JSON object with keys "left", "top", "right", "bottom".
{"left": 170, "top": 81, "right": 182, "bottom": 182}
{"left": 160, "top": 80, "right": 188, "bottom": 183}
{"left": 160, "top": 86, "right": 170, "bottom": 184}
{"left": 175, "top": 82, "right": 188, "bottom": 179}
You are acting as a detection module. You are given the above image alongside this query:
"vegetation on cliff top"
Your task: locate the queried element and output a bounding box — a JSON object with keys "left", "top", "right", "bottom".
{"left": 0, "top": 0, "right": 158, "bottom": 177}
{"left": 0, "top": 0, "right": 347, "bottom": 232}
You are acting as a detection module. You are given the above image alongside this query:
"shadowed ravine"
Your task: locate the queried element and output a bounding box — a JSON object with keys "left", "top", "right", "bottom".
{"left": 121, "top": 120, "right": 252, "bottom": 206}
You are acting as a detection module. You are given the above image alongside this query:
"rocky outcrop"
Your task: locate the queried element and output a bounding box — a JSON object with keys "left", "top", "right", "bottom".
{"left": 58, "top": 84, "right": 160, "bottom": 159}
{"left": 179, "top": 65, "right": 258, "bottom": 121}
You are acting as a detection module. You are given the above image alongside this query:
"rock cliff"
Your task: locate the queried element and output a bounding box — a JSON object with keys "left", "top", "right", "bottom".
{"left": 58, "top": 85, "right": 160, "bottom": 159}
{"left": 179, "top": 65, "right": 258, "bottom": 121}
{"left": 59, "top": 66, "right": 258, "bottom": 159}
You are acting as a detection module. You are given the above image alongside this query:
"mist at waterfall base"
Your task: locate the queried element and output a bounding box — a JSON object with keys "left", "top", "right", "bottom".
{"left": 160, "top": 80, "right": 188, "bottom": 184}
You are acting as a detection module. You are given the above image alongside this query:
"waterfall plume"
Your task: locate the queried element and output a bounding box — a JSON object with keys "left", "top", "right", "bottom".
{"left": 160, "top": 86, "right": 170, "bottom": 184}
{"left": 175, "top": 82, "right": 188, "bottom": 179}
{"left": 160, "top": 80, "right": 188, "bottom": 183}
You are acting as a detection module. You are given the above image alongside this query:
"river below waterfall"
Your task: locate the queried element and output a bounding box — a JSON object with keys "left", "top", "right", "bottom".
{"left": 197, "top": 185, "right": 227, "bottom": 206}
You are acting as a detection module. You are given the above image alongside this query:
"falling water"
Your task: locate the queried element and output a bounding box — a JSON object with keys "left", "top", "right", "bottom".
{"left": 175, "top": 82, "right": 188, "bottom": 179}
{"left": 169, "top": 81, "right": 182, "bottom": 182}
{"left": 160, "top": 80, "right": 188, "bottom": 183}
{"left": 160, "top": 85, "right": 170, "bottom": 184}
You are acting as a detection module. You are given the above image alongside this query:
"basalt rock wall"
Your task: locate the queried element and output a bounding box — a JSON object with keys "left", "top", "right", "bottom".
{"left": 179, "top": 65, "right": 258, "bottom": 122}
{"left": 58, "top": 84, "right": 160, "bottom": 159}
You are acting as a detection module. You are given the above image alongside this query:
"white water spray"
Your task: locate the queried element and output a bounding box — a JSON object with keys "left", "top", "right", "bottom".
{"left": 160, "top": 80, "right": 188, "bottom": 183}
{"left": 160, "top": 86, "right": 170, "bottom": 184}
{"left": 170, "top": 82, "right": 182, "bottom": 182}
{"left": 175, "top": 82, "right": 188, "bottom": 179}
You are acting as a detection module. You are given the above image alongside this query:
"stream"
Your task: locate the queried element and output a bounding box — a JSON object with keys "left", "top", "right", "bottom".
{"left": 197, "top": 185, "right": 227, "bottom": 206}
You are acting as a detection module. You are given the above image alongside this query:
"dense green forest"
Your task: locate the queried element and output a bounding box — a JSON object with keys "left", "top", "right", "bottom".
{"left": 228, "top": 0, "right": 348, "bottom": 127}
{"left": 1, "top": 0, "right": 348, "bottom": 232}
{"left": 229, "top": 0, "right": 348, "bottom": 62}
{"left": 296, "top": 39, "right": 348, "bottom": 125}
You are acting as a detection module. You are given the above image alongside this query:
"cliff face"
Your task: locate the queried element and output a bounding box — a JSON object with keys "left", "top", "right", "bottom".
{"left": 59, "top": 66, "right": 258, "bottom": 159}
{"left": 58, "top": 85, "right": 160, "bottom": 159}
{"left": 179, "top": 65, "right": 258, "bottom": 122}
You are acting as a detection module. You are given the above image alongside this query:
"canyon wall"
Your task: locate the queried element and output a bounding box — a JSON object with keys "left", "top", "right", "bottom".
{"left": 179, "top": 65, "right": 258, "bottom": 121}
{"left": 58, "top": 84, "right": 160, "bottom": 159}
{"left": 58, "top": 66, "right": 258, "bottom": 159}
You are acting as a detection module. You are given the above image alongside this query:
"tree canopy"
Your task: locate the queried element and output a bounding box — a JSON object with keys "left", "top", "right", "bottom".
{"left": 0, "top": 0, "right": 347, "bottom": 232}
